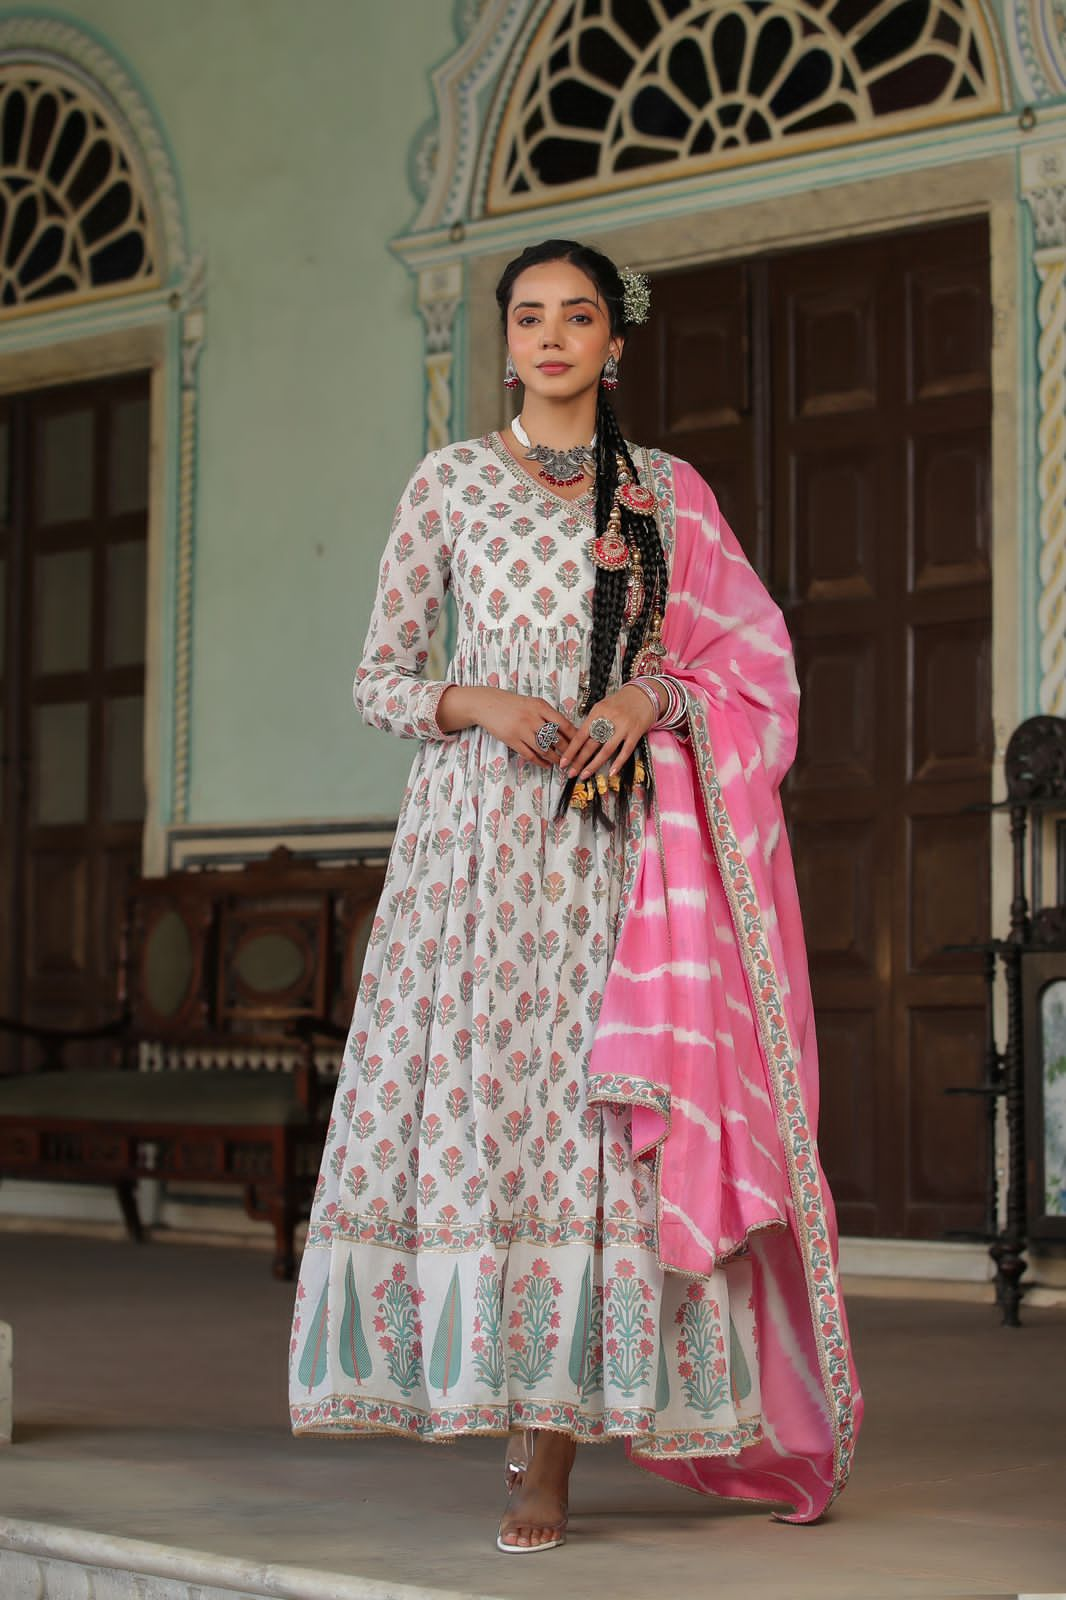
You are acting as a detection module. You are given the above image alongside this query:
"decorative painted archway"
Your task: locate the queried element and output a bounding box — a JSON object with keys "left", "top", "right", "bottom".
{"left": 395, "top": 0, "right": 1066, "bottom": 718}
{"left": 0, "top": 17, "right": 204, "bottom": 840}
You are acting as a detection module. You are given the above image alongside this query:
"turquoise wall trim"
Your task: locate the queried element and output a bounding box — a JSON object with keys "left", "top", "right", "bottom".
{"left": 0, "top": 8, "right": 195, "bottom": 853}
{"left": 399, "top": 111, "right": 1037, "bottom": 272}
{"left": 159, "top": 311, "right": 183, "bottom": 829}
{"left": 442, "top": 287, "right": 467, "bottom": 661}
{"left": 452, "top": 292, "right": 468, "bottom": 443}
{"left": 0, "top": 288, "right": 171, "bottom": 349}
{"left": 1004, "top": 0, "right": 1066, "bottom": 106}
{"left": 1017, "top": 163, "right": 1041, "bottom": 720}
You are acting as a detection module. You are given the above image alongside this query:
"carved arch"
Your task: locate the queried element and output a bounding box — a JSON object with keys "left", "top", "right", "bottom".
{"left": 485, "top": 0, "right": 1007, "bottom": 213}
{"left": 0, "top": 16, "right": 187, "bottom": 314}
{"left": 0, "top": 21, "right": 201, "bottom": 832}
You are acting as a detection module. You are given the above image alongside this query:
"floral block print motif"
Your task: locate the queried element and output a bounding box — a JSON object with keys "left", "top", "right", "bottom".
{"left": 604, "top": 1258, "right": 656, "bottom": 1397}
{"left": 507, "top": 1257, "right": 563, "bottom": 1389}
{"left": 675, "top": 1282, "right": 728, "bottom": 1419}
{"left": 288, "top": 438, "right": 762, "bottom": 1457}
{"left": 471, "top": 1254, "right": 506, "bottom": 1394}
{"left": 372, "top": 1264, "right": 425, "bottom": 1396}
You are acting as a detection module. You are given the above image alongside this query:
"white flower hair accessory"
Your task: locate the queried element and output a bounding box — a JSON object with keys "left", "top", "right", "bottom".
{"left": 620, "top": 267, "right": 651, "bottom": 326}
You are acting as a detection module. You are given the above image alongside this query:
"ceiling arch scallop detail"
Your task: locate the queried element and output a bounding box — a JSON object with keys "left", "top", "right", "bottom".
{"left": 0, "top": 17, "right": 186, "bottom": 317}
{"left": 1007, "top": 0, "right": 1066, "bottom": 99}
{"left": 484, "top": 0, "right": 1007, "bottom": 215}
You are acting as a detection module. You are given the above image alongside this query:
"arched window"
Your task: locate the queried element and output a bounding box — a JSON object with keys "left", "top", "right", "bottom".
{"left": 489, "top": 0, "right": 1004, "bottom": 212}
{"left": 0, "top": 66, "right": 157, "bottom": 312}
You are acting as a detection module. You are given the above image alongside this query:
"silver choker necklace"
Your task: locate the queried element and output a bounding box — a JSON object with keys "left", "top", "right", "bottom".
{"left": 511, "top": 415, "right": 596, "bottom": 488}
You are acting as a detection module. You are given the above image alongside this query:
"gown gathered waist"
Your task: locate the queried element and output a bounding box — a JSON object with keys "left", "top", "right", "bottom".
{"left": 288, "top": 435, "right": 762, "bottom": 1457}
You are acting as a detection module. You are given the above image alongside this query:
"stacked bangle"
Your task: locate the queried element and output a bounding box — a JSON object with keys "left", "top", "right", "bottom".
{"left": 631, "top": 674, "right": 687, "bottom": 731}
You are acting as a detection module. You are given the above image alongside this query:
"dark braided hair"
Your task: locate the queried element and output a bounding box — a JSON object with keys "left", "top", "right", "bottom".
{"left": 495, "top": 239, "right": 668, "bottom": 834}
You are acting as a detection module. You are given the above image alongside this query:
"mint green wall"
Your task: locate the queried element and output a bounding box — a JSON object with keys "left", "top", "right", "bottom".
{"left": 39, "top": 0, "right": 456, "bottom": 823}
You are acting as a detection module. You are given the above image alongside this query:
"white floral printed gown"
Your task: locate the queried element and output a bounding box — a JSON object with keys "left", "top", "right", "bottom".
{"left": 289, "top": 435, "right": 763, "bottom": 1460}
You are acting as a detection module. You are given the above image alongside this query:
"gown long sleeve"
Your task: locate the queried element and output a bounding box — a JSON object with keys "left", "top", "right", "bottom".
{"left": 353, "top": 453, "right": 459, "bottom": 743}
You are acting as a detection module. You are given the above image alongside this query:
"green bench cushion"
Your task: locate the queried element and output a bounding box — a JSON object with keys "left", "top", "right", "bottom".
{"left": 0, "top": 1069, "right": 316, "bottom": 1127}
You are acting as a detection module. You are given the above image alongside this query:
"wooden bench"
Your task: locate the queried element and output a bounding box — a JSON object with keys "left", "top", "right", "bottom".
{"left": 0, "top": 847, "right": 385, "bottom": 1278}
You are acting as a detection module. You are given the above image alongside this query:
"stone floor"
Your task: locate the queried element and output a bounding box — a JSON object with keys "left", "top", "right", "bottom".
{"left": 0, "top": 1232, "right": 1063, "bottom": 1599}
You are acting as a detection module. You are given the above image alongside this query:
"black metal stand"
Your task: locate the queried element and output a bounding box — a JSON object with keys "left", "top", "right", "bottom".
{"left": 944, "top": 717, "right": 1066, "bottom": 1326}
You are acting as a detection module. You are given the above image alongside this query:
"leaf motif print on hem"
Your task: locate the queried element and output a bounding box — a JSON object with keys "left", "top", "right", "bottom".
{"left": 428, "top": 1265, "right": 463, "bottom": 1397}
{"left": 604, "top": 1258, "right": 657, "bottom": 1398}
{"left": 296, "top": 1276, "right": 329, "bottom": 1393}
{"left": 656, "top": 1332, "right": 671, "bottom": 1411}
{"left": 339, "top": 1258, "right": 373, "bottom": 1385}
{"left": 729, "top": 1312, "right": 753, "bottom": 1405}
{"left": 566, "top": 1257, "right": 605, "bottom": 1398}
{"left": 372, "top": 1262, "right": 426, "bottom": 1396}
{"left": 507, "top": 1257, "right": 563, "bottom": 1389}
{"left": 568, "top": 1258, "right": 593, "bottom": 1389}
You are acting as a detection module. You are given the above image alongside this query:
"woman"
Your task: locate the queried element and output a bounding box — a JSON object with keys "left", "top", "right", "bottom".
{"left": 289, "top": 240, "right": 862, "bottom": 1552}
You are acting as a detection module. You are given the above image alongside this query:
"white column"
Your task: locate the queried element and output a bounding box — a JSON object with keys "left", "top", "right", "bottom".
{"left": 0, "top": 1321, "right": 11, "bottom": 1443}
{"left": 1022, "top": 144, "right": 1066, "bottom": 716}
{"left": 172, "top": 256, "right": 207, "bottom": 826}
{"left": 417, "top": 263, "right": 463, "bottom": 453}
{"left": 416, "top": 263, "right": 464, "bottom": 678}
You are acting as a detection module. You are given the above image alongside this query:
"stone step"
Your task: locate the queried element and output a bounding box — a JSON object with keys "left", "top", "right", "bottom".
{"left": 0, "top": 1517, "right": 505, "bottom": 1600}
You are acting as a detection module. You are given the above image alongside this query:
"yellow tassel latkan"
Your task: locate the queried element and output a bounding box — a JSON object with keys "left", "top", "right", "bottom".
{"left": 568, "top": 763, "right": 646, "bottom": 809}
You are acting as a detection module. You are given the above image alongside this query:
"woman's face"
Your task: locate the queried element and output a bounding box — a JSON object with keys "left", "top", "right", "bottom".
{"left": 505, "top": 259, "right": 622, "bottom": 403}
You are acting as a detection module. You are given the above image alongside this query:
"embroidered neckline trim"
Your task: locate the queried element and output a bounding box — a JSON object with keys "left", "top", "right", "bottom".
{"left": 487, "top": 431, "right": 597, "bottom": 523}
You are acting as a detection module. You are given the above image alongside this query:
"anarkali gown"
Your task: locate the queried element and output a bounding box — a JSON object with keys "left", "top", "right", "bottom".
{"left": 288, "top": 434, "right": 763, "bottom": 1461}
{"left": 289, "top": 434, "right": 862, "bottom": 1521}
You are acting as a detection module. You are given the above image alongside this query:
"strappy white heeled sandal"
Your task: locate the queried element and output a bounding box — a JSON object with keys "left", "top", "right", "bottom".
{"left": 496, "top": 1427, "right": 573, "bottom": 1554}
{"left": 504, "top": 1425, "right": 529, "bottom": 1494}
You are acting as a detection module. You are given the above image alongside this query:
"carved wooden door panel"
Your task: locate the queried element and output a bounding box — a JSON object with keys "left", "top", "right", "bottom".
{"left": 0, "top": 374, "right": 150, "bottom": 1069}
{"left": 622, "top": 220, "right": 992, "bottom": 1239}
{"left": 622, "top": 258, "right": 768, "bottom": 575}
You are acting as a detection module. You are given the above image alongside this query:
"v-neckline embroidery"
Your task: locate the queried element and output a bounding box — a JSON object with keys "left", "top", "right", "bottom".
{"left": 487, "top": 430, "right": 597, "bottom": 524}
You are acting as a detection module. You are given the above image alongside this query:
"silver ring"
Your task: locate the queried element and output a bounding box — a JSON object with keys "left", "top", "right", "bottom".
{"left": 588, "top": 716, "right": 615, "bottom": 743}
{"left": 535, "top": 721, "right": 560, "bottom": 752}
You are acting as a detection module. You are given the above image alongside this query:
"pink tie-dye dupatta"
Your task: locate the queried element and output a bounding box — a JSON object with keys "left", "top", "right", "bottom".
{"left": 589, "top": 451, "right": 862, "bottom": 1523}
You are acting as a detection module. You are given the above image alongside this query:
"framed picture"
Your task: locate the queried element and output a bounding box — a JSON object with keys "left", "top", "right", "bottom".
{"left": 1023, "top": 948, "right": 1066, "bottom": 1241}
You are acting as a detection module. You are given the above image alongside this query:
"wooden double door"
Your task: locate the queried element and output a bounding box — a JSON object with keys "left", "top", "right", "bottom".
{"left": 0, "top": 373, "right": 150, "bottom": 1069}
{"left": 623, "top": 218, "right": 992, "bottom": 1240}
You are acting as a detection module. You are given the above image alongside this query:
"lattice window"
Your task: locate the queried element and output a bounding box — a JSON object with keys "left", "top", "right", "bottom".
{"left": 0, "top": 68, "right": 156, "bottom": 313}
{"left": 489, "top": 0, "right": 1002, "bottom": 211}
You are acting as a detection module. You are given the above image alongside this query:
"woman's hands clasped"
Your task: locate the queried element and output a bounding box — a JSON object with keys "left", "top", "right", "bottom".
{"left": 471, "top": 687, "right": 580, "bottom": 770}
{"left": 557, "top": 684, "right": 659, "bottom": 781}
{"left": 441, "top": 683, "right": 660, "bottom": 775}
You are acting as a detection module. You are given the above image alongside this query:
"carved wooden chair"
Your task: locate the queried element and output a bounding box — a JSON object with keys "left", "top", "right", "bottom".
{"left": 0, "top": 847, "right": 385, "bottom": 1277}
